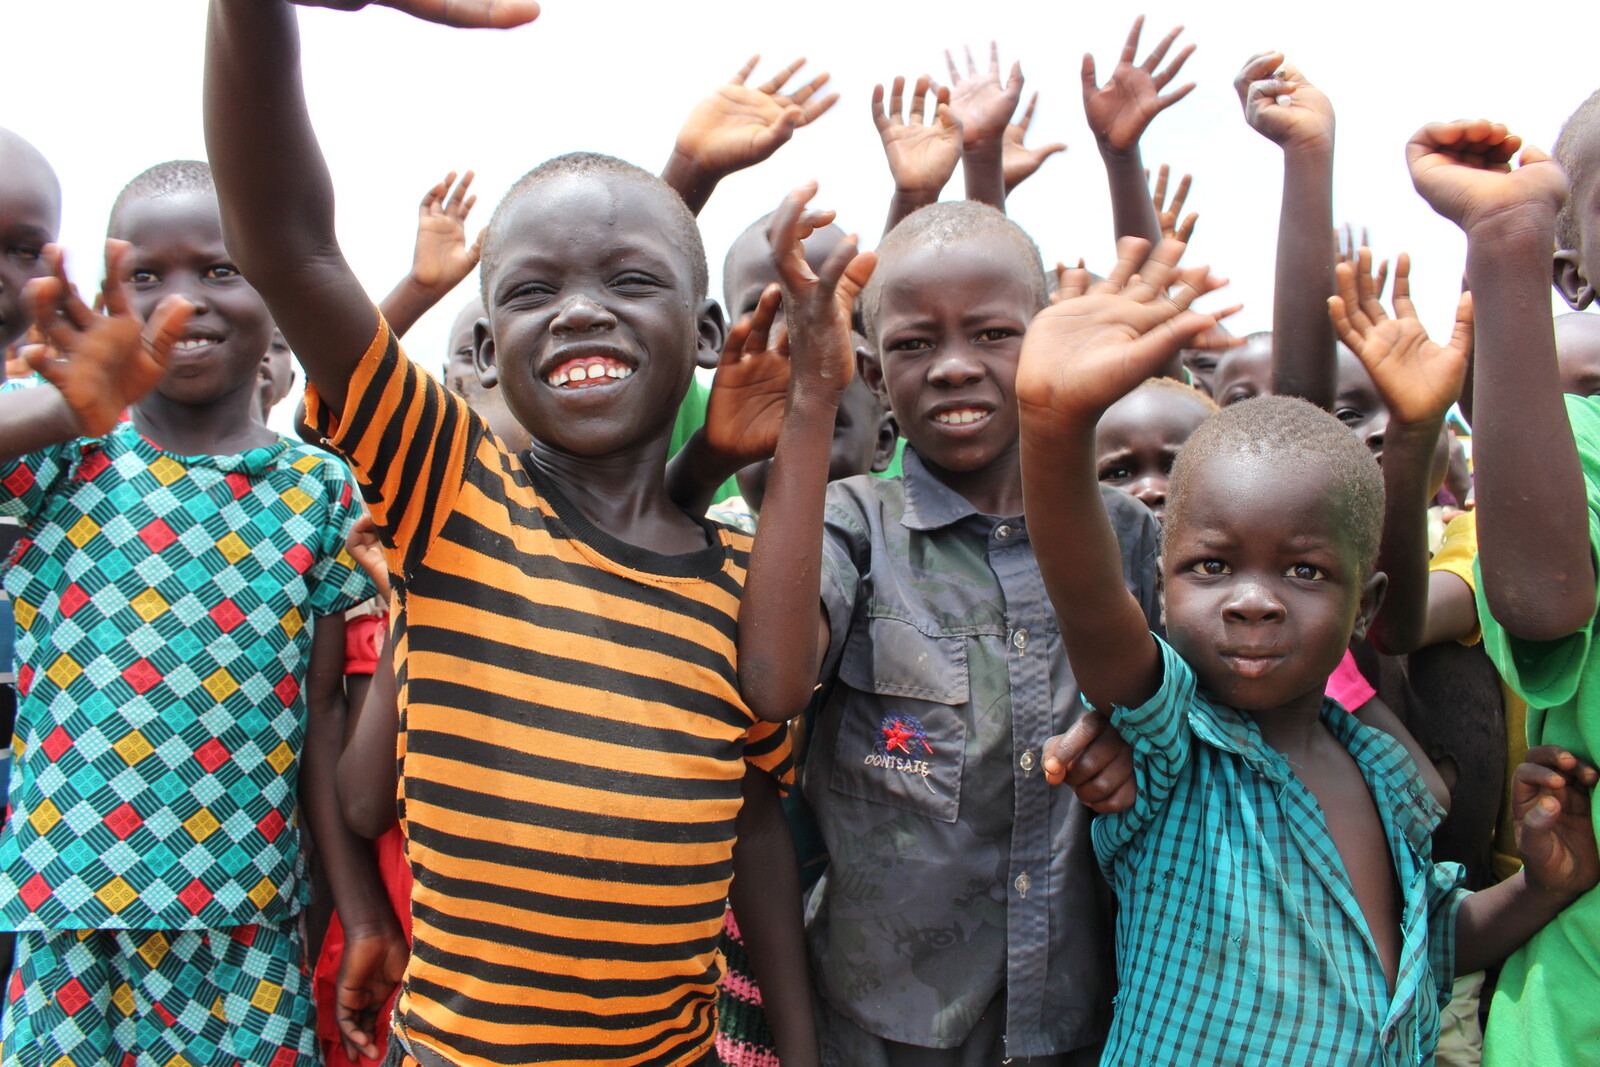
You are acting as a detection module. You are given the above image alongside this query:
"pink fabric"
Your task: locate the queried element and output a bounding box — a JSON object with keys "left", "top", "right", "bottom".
{"left": 1324, "top": 650, "right": 1375, "bottom": 711}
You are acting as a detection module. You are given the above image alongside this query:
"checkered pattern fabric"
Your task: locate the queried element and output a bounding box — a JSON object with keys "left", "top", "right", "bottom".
{"left": 0, "top": 406, "right": 372, "bottom": 931}
{"left": 1, "top": 919, "right": 316, "bottom": 1067}
{"left": 1092, "top": 636, "right": 1469, "bottom": 1065}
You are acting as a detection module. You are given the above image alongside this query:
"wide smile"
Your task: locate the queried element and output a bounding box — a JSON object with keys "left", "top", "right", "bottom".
{"left": 169, "top": 330, "right": 227, "bottom": 365}
{"left": 542, "top": 346, "right": 637, "bottom": 390}
{"left": 927, "top": 402, "right": 995, "bottom": 433}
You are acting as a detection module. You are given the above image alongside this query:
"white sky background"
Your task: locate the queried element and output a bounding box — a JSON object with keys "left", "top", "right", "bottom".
{"left": 4, "top": 1, "right": 1595, "bottom": 436}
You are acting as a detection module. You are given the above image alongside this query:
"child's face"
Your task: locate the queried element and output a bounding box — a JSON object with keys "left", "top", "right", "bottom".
{"left": 1333, "top": 347, "right": 1386, "bottom": 460}
{"left": 1556, "top": 313, "right": 1600, "bottom": 396}
{"left": 1096, "top": 387, "right": 1211, "bottom": 525}
{"left": 1181, "top": 347, "right": 1219, "bottom": 396}
{"left": 256, "top": 329, "right": 294, "bottom": 420}
{"left": 1211, "top": 336, "right": 1272, "bottom": 406}
{"left": 447, "top": 301, "right": 531, "bottom": 453}
{"left": 724, "top": 222, "right": 845, "bottom": 320}
{"left": 117, "top": 191, "right": 274, "bottom": 408}
{"left": 478, "top": 173, "right": 716, "bottom": 459}
{"left": 0, "top": 158, "right": 60, "bottom": 351}
{"left": 1162, "top": 452, "right": 1381, "bottom": 716}
{"left": 863, "top": 235, "right": 1035, "bottom": 483}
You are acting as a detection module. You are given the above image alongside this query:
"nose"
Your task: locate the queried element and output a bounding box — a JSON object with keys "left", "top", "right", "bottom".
{"left": 1130, "top": 475, "right": 1166, "bottom": 512}
{"left": 1222, "top": 576, "right": 1286, "bottom": 624}
{"left": 550, "top": 294, "right": 617, "bottom": 337}
{"left": 926, "top": 342, "right": 984, "bottom": 387}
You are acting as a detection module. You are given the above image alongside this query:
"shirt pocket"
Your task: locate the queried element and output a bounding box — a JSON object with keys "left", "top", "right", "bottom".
{"left": 829, "top": 616, "right": 968, "bottom": 822}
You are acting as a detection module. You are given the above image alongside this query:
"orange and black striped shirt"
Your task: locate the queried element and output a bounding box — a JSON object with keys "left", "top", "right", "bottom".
{"left": 305, "top": 320, "right": 790, "bottom": 1067}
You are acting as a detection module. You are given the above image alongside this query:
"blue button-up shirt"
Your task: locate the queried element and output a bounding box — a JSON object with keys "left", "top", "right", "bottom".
{"left": 1096, "top": 636, "right": 1469, "bottom": 1065}
{"left": 806, "top": 449, "right": 1161, "bottom": 1055}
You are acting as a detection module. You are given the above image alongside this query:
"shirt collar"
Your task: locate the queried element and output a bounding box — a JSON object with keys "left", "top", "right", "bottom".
{"left": 899, "top": 447, "right": 986, "bottom": 531}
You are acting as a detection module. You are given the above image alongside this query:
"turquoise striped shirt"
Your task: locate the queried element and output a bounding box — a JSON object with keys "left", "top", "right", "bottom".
{"left": 1094, "top": 636, "right": 1467, "bottom": 1065}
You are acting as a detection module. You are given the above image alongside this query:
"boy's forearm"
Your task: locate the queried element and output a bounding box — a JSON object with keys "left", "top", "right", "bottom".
{"left": 664, "top": 429, "right": 738, "bottom": 518}
{"left": 204, "top": 0, "right": 377, "bottom": 412}
{"left": 1271, "top": 144, "right": 1336, "bottom": 407}
{"left": 728, "top": 768, "right": 818, "bottom": 1067}
{"left": 1100, "top": 145, "right": 1162, "bottom": 246}
{"left": 1454, "top": 871, "right": 1581, "bottom": 974}
{"left": 1369, "top": 420, "right": 1444, "bottom": 655}
{"left": 1020, "top": 415, "right": 1161, "bottom": 709}
{"left": 962, "top": 140, "right": 1006, "bottom": 212}
{"left": 737, "top": 392, "right": 837, "bottom": 722}
{"left": 1468, "top": 208, "right": 1596, "bottom": 640}
{"left": 305, "top": 621, "right": 398, "bottom": 933}
{"left": 660, "top": 149, "right": 719, "bottom": 217}
{"left": 337, "top": 636, "right": 400, "bottom": 839}
{"left": 377, "top": 274, "right": 447, "bottom": 341}
{"left": 884, "top": 188, "right": 938, "bottom": 237}
{"left": 0, "top": 387, "right": 79, "bottom": 465}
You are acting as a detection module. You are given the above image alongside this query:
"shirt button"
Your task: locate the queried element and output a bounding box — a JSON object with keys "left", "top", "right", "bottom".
{"left": 1013, "top": 872, "right": 1031, "bottom": 898}
{"left": 995, "top": 524, "right": 1012, "bottom": 539}
{"left": 1019, "top": 750, "right": 1035, "bottom": 771}
{"left": 1012, "top": 628, "right": 1028, "bottom": 651}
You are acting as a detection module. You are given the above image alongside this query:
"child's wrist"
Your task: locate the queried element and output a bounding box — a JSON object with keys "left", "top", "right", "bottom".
{"left": 1281, "top": 136, "right": 1335, "bottom": 164}
{"left": 962, "top": 133, "right": 1004, "bottom": 157}
{"left": 1463, "top": 202, "right": 1558, "bottom": 245}
{"left": 1096, "top": 138, "right": 1140, "bottom": 162}
{"left": 665, "top": 144, "right": 723, "bottom": 187}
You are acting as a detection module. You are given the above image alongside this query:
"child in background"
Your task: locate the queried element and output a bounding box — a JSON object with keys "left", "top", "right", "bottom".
{"left": 1405, "top": 113, "right": 1600, "bottom": 1066}
{"left": 1210, "top": 329, "right": 1271, "bottom": 406}
{"left": 0, "top": 160, "right": 385, "bottom": 1065}
{"left": 741, "top": 190, "right": 1156, "bottom": 1065}
{"left": 1094, "top": 376, "right": 1215, "bottom": 525}
{"left": 1020, "top": 234, "right": 1599, "bottom": 1066}
{"left": 205, "top": 3, "right": 816, "bottom": 1064}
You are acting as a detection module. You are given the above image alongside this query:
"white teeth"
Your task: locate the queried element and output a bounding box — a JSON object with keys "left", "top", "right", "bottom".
{"left": 569, "top": 365, "right": 589, "bottom": 382}
{"left": 935, "top": 409, "right": 986, "bottom": 425}
{"left": 546, "top": 363, "right": 633, "bottom": 387}
{"left": 548, "top": 372, "right": 568, "bottom": 386}
{"left": 175, "top": 338, "right": 214, "bottom": 351}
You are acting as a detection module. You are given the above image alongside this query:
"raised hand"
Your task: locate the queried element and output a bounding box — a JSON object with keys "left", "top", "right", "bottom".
{"left": 673, "top": 56, "right": 837, "bottom": 182}
{"left": 1002, "top": 92, "right": 1067, "bottom": 193}
{"left": 22, "top": 242, "right": 192, "bottom": 437}
{"left": 1234, "top": 52, "right": 1333, "bottom": 151}
{"left": 873, "top": 75, "right": 963, "bottom": 199}
{"left": 703, "top": 283, "right": 792, "bottom": 469}
{"left": 1513, "top": 746, "right": 1600, "bottom": 898}
{"left": 1082, "top": 17, "right": 1195, "bottom": 154}
{"left": 1018, "top": 236, "right": 1233, "bottom": 422}
{"left": 292, "top": 0, "right": 540, "bottom": 27}
{"left": 1336, "top": 224, "right": 1386, "bottom": 301}
{"left": 1329, "top": 250, "right": 1472, "bottom": 427}
{"left": 944, "top": 42, "right": 1024, "bottom": 150}
{"left": 408, "top": 171, "right": 483, "bottom": 296}
{"left": 769, "top": 184, "right": 875, "bottom": 402}
{"left": 1407, "top": 121, "right": 1568, "bottom": 233}
{"left": 1149, "top": 164, "right": 1197, "bottom": 241}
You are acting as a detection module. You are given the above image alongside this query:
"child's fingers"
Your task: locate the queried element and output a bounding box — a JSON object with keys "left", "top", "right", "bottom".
{"left": 1042, "top": 712, "right": 1108, "bottom": 781}
{"left": 836, "top": 250, "right": 877, "bottom": 315}
{"left": 1152, "top": 163, "right": 1169, "bottom": 203}
{"left": 1447, "top": 291, "right": 1475, "bottom": 356}
{"left": 1017, "top": 91, "right": 1038, "bottom": 133}
{"left": 1233, "top": 51, "right": 1283, "bottom": 102}
{"left": 719, "top": 314, "right": 754, "bottom": 367}
{"left": 382, "top": 0, "right": 541, "bottom": 28}
{"left": 871, "top": 82, "right": 892, "bottom": 130}
{"left": 945, "top": 49, "right": 961, "bottom": 85}
{"left": 1129, "top": 311, "right": 1219, "bottom": 367}
{"left": 802, "top": 92, "right": 840, "bottom": 125}
{"left": 1079, "top": 53, "right": 1100, "bottom": 95}
{"left": 1170, "top": 173, "right": 1191, "bottom": 214}
{"left": 745, "top": 284, "right": 782, "bottom": 357}
{"left": 936, "top": 101, "right": 960, "bottom": 134}
{"left": 1124, "top": 238, "right": 1188, "bottom": 299}
{"left": 1519, "top": 143, "right": 1553, "bottom": 168}
{"left": 1004, "top": 60, "right": 1023, "bottom": 98}
{"left": 768, "top": 183, "right": 818, "bottom": 284}
{"left": 1141, "top": 22, "right": 1179, "bottom": 71}
{"left": 467, "top": 227, "right": 486, "bottom": 265}
{"left": 99, "top": 240, "right": 134, "bottom": 320}
{"left": 422, "top": 172, "right": 454, "bottom": 210}
{"left": 730, "top": 54, "right": 760, "bottom": 86}
{"left": 445, "top": 170, "right": 474, "bottom": 212}
{"left": 788, "top": 71, "right": 830, "bottom": 107}
{"left": 1099, "top": 237, "right": 1152, "bottom": 292}
{"left": 142, "top": 296, "right": 196, "bottom": 371}
{"left": 1391, "top": 253, "right": 1416, "bottom": 320}
{"left": 1328, "top": 295, "right": 1361, "bottom": 353}
{"left": 1156, "top": 42, "right": 1196, "bottom": 88}
{"left": 1372, "top": 258, "right": 1390, "bottom": 303}
{"left": 1175, "top": 212, "right": 1198, "bottom": 243}
{"left": 814, "top": 232, "right": 861, "bottom": 294}
{"left": 1119, "top": 14, "right": 1145, "bottom": 65}
{"left": 901, "top": 75, "right": 923, "bottom": 124}
{"left": 964, "top": 43, "right": 978, "bottom": 77}
{"left": 1156, "top": 82, "right": 1197, "bottom": 111}
{"left": 987, "top": 40, "right": 1000, "bottom": 75}
{"left": 756, "top": 57, "right": 806, "bottom": 95}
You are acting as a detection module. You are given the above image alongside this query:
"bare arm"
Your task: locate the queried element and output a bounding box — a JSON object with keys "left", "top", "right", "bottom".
{"left": 204, "top": 0, "right": 381, "bottom": 415}
{"left": 943, "top": 43, "right": 1021, "bottom": 212}
{"left": 727, "top": 767, "right": 818, "bottom": 1066}
{"left": 737, "top": 186, "right": 874, "bottom": 722}
{"left": 1082, "top": 18, "right": 1195, "bottom": 247}
{"left": 873, "top": 76, "right": 962, "bottom": 236}
{"left": 1018, "top": 238, "right": 1222, "bottom": 710}
{"left": 1408, "top": 121, "right": 1594, "bottom": 640}
{"left": 338, "top": 633, "right": 399, "bottom": 839}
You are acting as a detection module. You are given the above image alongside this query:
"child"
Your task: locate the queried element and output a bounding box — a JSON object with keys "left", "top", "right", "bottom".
{"left": 1407, "top": 115, "right": 1600, "bottom": 1065}
{"left": 1210, "top": 329, "right": 1271, "bottom": 406}
{"left": 0, "top": 161, "right": 387, "bottom": 1066}
{"left": 740, "top": 191, "right": 1157, "bottom": 1065}
{"left": 439, "top": 297, "right": 532, "bottom": 454}
{"left": 204, "top": 4, "right": 812, "bottom": 1064}
{"left": 1019, "top": 234, "right": 1599, "bottom": 1065}
{"left": 1094, "top": 376, "right": 1215, "bottom": 525}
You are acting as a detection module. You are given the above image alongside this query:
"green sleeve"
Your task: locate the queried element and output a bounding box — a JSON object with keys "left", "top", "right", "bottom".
{"left": 668, "top": 377, "right": 739, "bottom": 505}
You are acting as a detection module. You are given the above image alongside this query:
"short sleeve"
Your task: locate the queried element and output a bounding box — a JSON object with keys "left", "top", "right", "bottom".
{"left": 1425, "top": 860, "right": 1470, "bottom": 1003}
{"left": 743, "top": 718, "right": 794, "bottom": 791}
{"left": 1475, "top": 395, "right": 1600, "bottom": 708}
{"left": 303, "top": 453, "right": 376, "bottom": 619}
{"left": 1430, "top": 511, "right": 1482, "bottom": 646}
{"left": 1091, "top": 635, "right": 1197, "bottom": 868}
{"left": 302, "top": 315, "right": 483, "bottom": 584}
{"left": 0, "top": 378, "right": 73, "bottom": 526}
{"left": 817, "top": 488, "right": 871, "bottom": 684}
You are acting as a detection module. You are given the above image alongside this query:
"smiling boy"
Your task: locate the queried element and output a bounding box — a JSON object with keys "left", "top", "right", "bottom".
{"left": 203, "top": 4, "right": 806, "bottom": 1065}
{"left": 1020, "top": 236, "right": 1599, "bottom": 1065}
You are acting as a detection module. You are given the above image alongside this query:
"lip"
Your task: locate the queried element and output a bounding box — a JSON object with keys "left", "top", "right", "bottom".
{"left": 540, "top": 342, "right": 638, "bottom": 390}
{"left": 1218, "top": 649, "right": 1286, "bottom": 678}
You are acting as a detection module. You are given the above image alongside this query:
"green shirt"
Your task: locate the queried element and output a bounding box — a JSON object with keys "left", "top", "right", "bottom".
{"left": 1478, "top": 392, "right": 1600, "bottom": 1066}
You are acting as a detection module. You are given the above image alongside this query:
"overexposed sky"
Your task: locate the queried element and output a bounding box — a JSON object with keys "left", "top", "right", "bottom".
{"left": 4, "top": 1, "right": 1594, "bottom": 434}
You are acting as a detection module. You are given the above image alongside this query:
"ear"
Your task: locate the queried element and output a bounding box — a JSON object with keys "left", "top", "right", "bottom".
{"left": 696, "top": 300, "right": 727, "bottom": 370}
{"left": 1554, "top": 249, "right": 1595, "bottom": 310}
{"left": 870, "top": 413, "right": 900, "bottom": 473}
{"left": 856, "top": 345, "right": 889, "bottom": 409}
{"left": 473, "top": 316, "right": 499, "bottom": 389}
{"left": 1348, "top": 570, "right": 1389, "bottom": 646}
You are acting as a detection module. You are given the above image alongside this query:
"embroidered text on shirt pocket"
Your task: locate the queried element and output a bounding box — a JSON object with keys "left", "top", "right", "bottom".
{"left": 830, "top": 616, "right": 968, "bottom": 822}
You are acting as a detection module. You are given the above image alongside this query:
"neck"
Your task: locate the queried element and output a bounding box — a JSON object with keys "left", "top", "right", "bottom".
{"left": 1248, "top": 691, "right": 1329, "bottom": 761}
{"left": 922, "top": 442, "right": 1025, "bottom": 517}
{"left": 132, "top": 381, "right": 277, "bottom": 456}
{"left": 526, "top": 436, "right": 707, "bottom": 555}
